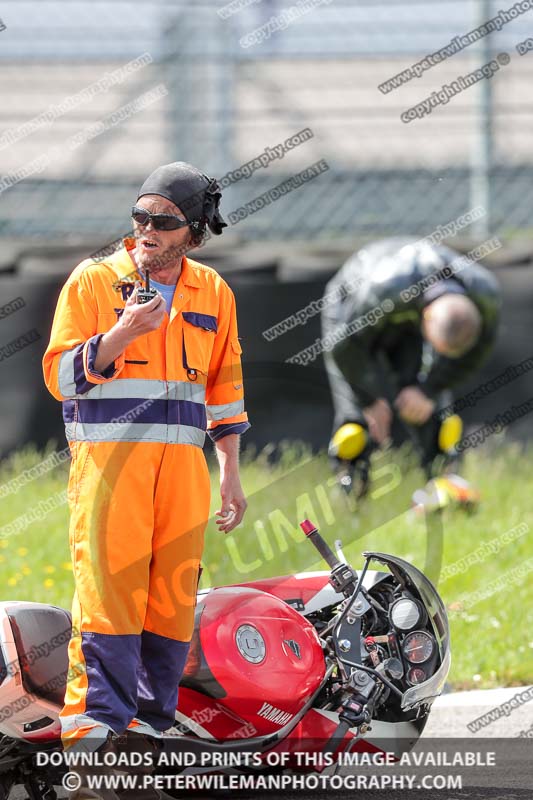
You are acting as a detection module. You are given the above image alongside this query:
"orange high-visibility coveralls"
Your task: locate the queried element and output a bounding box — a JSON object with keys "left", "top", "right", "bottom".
{"left": 42, "top": 237, "right": 250, "bottom": 750}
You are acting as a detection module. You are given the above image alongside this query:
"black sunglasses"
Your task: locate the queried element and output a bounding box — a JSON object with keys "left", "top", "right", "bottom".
{"left": 131, "top": 206, "right": 190, "bottom": 231}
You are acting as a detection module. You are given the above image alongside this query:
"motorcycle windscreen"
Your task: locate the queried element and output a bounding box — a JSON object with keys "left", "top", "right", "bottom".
{"left": 363, "top": 551, "right": 451, "bottom": 710}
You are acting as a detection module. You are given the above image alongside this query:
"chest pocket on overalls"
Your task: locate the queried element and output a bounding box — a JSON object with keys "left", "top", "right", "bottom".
{"left": 182, "top": 312, "right": 218, "bottom": 380}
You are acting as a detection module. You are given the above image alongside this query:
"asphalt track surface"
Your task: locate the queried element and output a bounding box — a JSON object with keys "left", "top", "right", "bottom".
{"left": 9, "top": 687, "right": 533, "bottom": 799}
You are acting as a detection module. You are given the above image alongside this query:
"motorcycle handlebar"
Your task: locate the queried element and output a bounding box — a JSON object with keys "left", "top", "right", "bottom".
{"left": 300, "top": 519, "right": 340, "bottom": 570}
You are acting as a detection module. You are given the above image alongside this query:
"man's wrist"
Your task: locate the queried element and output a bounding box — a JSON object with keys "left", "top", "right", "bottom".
{"left": 93, "top": 322, "right": 135, "bottom": 374}
{"left": 111, "top": 319, "right": 137, "bottom": 349}
{"left": 97, "top": 320, "right": 136, "bottom": 353}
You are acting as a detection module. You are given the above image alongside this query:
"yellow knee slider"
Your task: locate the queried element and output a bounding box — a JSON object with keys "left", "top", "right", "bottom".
{"left": 329, "top": 423, "right": 367, "bottom": 460}
{"left": 438, "top": 414, "right": 463, "bottom": 453}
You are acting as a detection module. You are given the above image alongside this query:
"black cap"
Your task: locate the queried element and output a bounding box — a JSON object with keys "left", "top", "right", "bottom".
{"left": 137, "top": 161, "right": 227, "bottom": 236}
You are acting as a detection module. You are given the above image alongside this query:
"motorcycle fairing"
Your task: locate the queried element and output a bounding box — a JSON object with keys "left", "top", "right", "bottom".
{"left": 292, "top": 707, "right": 429, "bottom": 763}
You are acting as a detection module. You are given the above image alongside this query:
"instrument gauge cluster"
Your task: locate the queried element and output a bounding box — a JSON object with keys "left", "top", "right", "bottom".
{"left": 402, "top": 630, "right": 435, "bottom": 664}
{"left": 401, "top": 630, "right": 438, "bottom": 686}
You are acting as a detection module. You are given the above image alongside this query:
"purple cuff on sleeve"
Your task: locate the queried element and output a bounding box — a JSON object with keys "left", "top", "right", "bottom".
{"left": 85, "top": 333, "right": 118, "bottom": 380}
{"left": 207, "top": 421, "right": 251, "bottom": 442}
{"left": 71, "top": 343, "right": 92, "bottom": 394}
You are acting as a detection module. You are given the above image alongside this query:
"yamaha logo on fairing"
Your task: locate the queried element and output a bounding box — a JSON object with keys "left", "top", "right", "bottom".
{"left": 235, "top": 624, "right": 266, "bottom": 664}
{"left": 257, "top": 701, "right": 294, "bottom": 726}
{"left": 283, "top": 639, "right": 302, "bottom": 659}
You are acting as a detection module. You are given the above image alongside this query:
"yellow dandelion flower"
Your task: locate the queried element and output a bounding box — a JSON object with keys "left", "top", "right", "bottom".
{"left": 62, "top": 561, "right": 73, "bottom": 570}
{"left": 7, "top": 577, "right": 17, "bottom": 586}
{"left": 21, "top": 565, "right": 31, "bottom": 575}
{"left": 44, "top": 565, "right": 56, "bottom": 574}
{"left": 43, "top": 579, "right": 55, "bottom": 588}
{"left": 0, "top": 540, "right": 9, "bottom": 549}
{"left": 17, "top": 547, "right": 28, "bottom": 556}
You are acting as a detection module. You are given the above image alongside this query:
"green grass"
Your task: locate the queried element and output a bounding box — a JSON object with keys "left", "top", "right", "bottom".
{"left": 0, "top": 440, "right": 532, "bottom": 690}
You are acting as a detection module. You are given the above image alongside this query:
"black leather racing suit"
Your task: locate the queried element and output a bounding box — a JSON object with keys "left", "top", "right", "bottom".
{"left": 321, "top": 237, "right": 501, "bottom": 472}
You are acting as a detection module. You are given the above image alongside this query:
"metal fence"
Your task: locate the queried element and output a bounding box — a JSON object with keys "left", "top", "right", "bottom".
{"left": 0, "top": 0, "right": 532, "bottom": 244}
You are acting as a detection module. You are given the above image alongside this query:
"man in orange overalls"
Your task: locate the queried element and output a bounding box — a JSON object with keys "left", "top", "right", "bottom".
{"left": 43, "top": 163, "right": 250, "bottom": 791}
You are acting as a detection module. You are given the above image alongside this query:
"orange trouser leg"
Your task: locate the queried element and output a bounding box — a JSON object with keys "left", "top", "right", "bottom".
{"left": 60, "top": 441, "right": 165, "bottom": 750}
{"left": 136, "top": 444, "right": 211, "bottom": 731}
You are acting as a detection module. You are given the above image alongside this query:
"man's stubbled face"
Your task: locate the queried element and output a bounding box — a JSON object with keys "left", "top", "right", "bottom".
{"left": 132, "top": 194, "right": 194, "bottom": 280}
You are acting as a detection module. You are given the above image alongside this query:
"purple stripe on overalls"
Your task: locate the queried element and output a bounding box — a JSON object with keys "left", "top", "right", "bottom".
{"left": 61, "top": 398, "right": 207, "bottom": 429}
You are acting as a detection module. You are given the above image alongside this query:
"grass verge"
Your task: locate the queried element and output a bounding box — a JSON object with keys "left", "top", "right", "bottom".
{"left": 0, "top": 439, "right": 531, "bottom": 689}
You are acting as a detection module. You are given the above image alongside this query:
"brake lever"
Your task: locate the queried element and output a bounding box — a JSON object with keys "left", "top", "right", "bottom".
{"left": 334, "top": 539, "right": 347, "bottom": 563}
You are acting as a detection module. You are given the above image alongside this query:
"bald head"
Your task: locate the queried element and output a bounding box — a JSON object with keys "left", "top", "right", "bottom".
{"left": 422, "top": 295, "right": 482, "bottom": 358}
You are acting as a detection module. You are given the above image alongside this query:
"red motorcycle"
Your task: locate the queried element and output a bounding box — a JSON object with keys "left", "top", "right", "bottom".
{"left": 0, "top": 520, "right": 450, "bottom": 798}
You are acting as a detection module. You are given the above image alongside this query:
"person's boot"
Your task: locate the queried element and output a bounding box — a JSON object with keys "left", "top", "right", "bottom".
{"left": 66, "top": 730, "right": 123, "bottom": 800}
{"left": 114, "top": 725, "right": 165, "bottom": 800}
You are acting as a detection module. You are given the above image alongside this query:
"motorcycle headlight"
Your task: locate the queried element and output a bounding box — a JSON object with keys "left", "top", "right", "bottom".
{"left": 390, "top": 597, "right": 423, "bottom": 631}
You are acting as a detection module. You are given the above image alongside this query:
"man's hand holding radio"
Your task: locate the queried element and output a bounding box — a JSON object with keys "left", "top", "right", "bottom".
{"left": 121, "top": 283, "right": 166, "bottom": 335}
{"left": 93, "top": 284, "right": 166, "bottom": 373}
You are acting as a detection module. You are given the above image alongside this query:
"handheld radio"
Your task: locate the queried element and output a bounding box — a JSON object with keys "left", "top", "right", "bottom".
{"left": 137, "top": 268, "right": 158, "bottom": 304}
